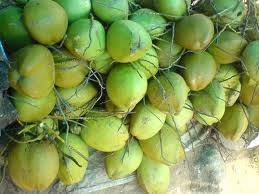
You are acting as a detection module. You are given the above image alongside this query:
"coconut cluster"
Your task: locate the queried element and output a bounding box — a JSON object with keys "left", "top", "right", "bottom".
{"left": 0, "top": 0, "right": 258, "bottom": 193}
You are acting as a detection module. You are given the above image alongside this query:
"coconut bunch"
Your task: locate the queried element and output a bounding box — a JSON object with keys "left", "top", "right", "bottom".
{"left": 0, "top": 0, "right": 258, "bottom": 193}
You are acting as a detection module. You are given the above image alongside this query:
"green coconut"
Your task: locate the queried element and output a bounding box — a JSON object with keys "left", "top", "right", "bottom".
{"left": 217, "top": 104, "right": 248, "bottom": 141}
{"left": 12, "top": 89, "right": 56, "bottom": 122}
{"left": 219, "top": 1, "right": 247, "bottom": 28}
{"left": 57, "top": 133, "right": 88, "bottom": 185}
{"left": 105, "top": 139, "right": 143, "bottom": 179}
{"left": 156, "top": 31, "right": 183, "bottom": 68}
{"left": 175, "top": 14, "right": 214, "bottom": 52}
{"left": 240, "top": 75, "right": 259, "bottom": 106}
{"left": 65, "top": 19, "right": 106, "bottom": 61}
{"left": 153, "top": 0, "right": 188, "bottom": 20}
{"left": 81, "top": 110, "right": 129, "bottom": 152}
{"left": 52, "top": 48, "right": 89, "bottom": 88}
{"left": 147, "top": 72, "right": 190, "bottom": 114}
{"left": 247, "top": 105, "right": 259, "bottom": 127}
{"left": 190, "top": 80, "right": 226, "bottom": 125}
{"left": 166, "top": 99, "right": 193, "bottom": 135}
{"left": 8, "top": 141, "right": 59, "bottom": 191}
{"left": 140, "top": 123, "right": 184, "bottom": 165}
{"left": 208, "top": 30, "right": 247, "bottom": 64}
{"left": 105, "top": 97, "right": 135, "bottom": 119}
{"left": 181, "top": 52, "right": 218, "bottom": 91}
{"left": 130, "top": 101, "right": 166, "bottom": 140}
{"left": 130, "top": 8, "right": 167, "bottom": 38}
{"left": 242, "top": 41, "right": 259, "bottom": 83}
{"left": 216, "top": 64, "right": 241, "bottom": 90}
{"left": 198, "top": 0, "right": 247, "bottom": 28}
{"left": 132, "top": 47, "right": 159, "bottom": 79}
{"left": 23, "top": 0, "right": 68, "bottom": 45}
{"left": 8, "top": 44, "right": 55, "bottom": 98}
{"left": 226, "top": 81, "right": 241, "bottom": 107}
{"left": 0, "top": 6, "right": 32, "bottom": 52}
{"left": 106, "top": 63, "right": 148, "bottom": 110}
{"left": 137, "top": 155, "right": 170, "bottom": 194}
{"left": 57, "top": 82, "right": 98, "bottom": 116}
{"left": 107, "top": 20, "right": 152, "bottom": 63}
{"left": 105, "top": 99, "right": 128, "bottom": 119}
{"left": 54, "top": 0, "right": 91, "bottom": 23}
{"left": 215, "top": 64, "right": 241, "bottom": 106}
{"left": 92, "top": 0, "right": 129, "bottom": 23}
{"left": 92, "top": 51, "right": 114, "bottom": 74}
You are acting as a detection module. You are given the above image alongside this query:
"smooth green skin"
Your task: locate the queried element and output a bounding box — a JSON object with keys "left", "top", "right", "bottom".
{"left": 217, "top": 104, "right": 248, "bottom": 141}
{"left": 191, "top": 80, "right": 226, "bottom": 126}
{"left": 8, "top": 141, "right": 59, "bottom": 192}
{"left": 0, "top": 6, "right": 32, "bottom": 52}
{"left": 153, "top": 0, "right": 188, "bottom": 20}
{"left": 208, "top": 31, "right": 247, "bottom": 64}
{"left": 55, "top": 62, "right": 89, "bottom": 88}
{"left": 130, "top": 8, "right": 167, "bottom": 38}
{"left": 240, "top": 75, "right": 259, "bottom": 106}
{"left": 92, "top": 0, "right": 129, "bottom": 23}
{"left": 139, "top": 123, "right": 184, "bottom": 165}
{"left": 247, "top": 105, "right": 259, "bottom": 127}
{"left": 242, "top": 41, "right": 259, "bottom": 83}
{"left": 215, "top": 64, "right": 241, "bottom": 106}
{"left": 137, "top": 155, "right": 170, "bottom": 194}
{"left": 156, "top": 32, "right": 183, "bottom": 68}
{"left": 147, "top": 72, "right": 190, "bottom": 114}
{"left": 92, "top": 51, "right": 114, "bottom": 74}
{"left": 199, "top": 0, "right": 247, "bottom": 28}
{"left": 65, "top": 19, "right": 106, "bottom": 61}
{"left": 132, "top": 47, "right": 159, "bottom": 79}
{"left": 181, "top": 52, "right": 217, "bottom": 91}
{"left": 57, "top": 82, "right": 97, "bottom": 108}
{"left": 175, "top": 14, "right": 214, "bottom": 52}
{"left": 166, "top": 99, "right": 193, "bottom": 134}
{"left": 24, "top": 0, "right": 68, "bottom": 45}
{"left": 52, "top": 49, "right": 89, "bottom": 88}
{"left": 58, "top": 133, "right": 89, "bottom": 185}
{"left": 130, "top": 102, "right": 166, "bottom": 140}
{"left": 54, "top": 0, "right": 91, "bottom": 23}
{"left": 81, "top": 111, "right": 129, "bottom": 152}
{"left": 106, "top": 63, "right": 148, "bottom": 110}
{"left": 105, "top": 139, "right": 143, "bottom": 179}
{"left": 107, "top": 20, "right": 152, "bottom": 63}
{"left": 12, "top": 89, "right": 56, "bottom": 122}
{"left": 9, "top": 44, "right": 55, "bottom": 98}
